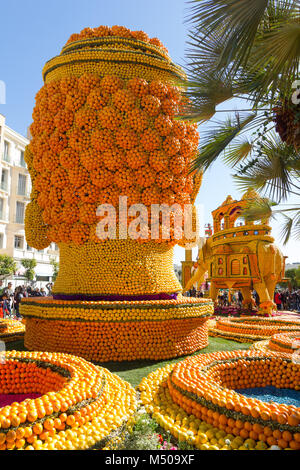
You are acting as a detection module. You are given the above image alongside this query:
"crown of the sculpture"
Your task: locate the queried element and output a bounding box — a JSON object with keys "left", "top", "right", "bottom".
{"left": 212, "top": 190, "right": 272, "bottom": 237}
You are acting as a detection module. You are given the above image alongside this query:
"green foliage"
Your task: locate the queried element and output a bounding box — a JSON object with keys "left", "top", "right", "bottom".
{"left": 122, "top": 413, "right": 161, "bottom": 450}
{"left": 0, "top": 255, "right": 17, "bottom": 279}
{"left": 184, "top": 0, "right": 300, "bottom": 243}
{"left": 21, "top": 258, "right": 37, "bottom": 282}
{"left": 285, "top": 267, "right": 300, "bottom": 288}
{"left": 50, "top": 258, "right": 59, "bottom": 281}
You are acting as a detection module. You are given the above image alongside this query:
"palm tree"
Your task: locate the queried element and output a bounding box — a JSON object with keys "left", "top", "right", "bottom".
{"left": 183, "top": 0, "right": 300, "bottom": 243}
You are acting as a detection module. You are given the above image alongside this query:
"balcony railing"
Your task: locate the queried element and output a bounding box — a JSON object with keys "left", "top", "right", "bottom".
{"left": 2, "top": 153, "right": 10, "bottom": 163}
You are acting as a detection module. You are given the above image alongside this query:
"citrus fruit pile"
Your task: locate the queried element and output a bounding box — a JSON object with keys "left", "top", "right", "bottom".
{"left": 252, "top": 332, "right": 300, "bottom": 356}
{"left": 21, "top": 296, "right": 212, "bottom": 362}
{"left": 209, "top": 316, "right": 300, "bottom": 343}
{"left": 0, "top": 351, "right": 136, "bottom": 450}
{"left": 139, "top": 349, "right": 300, "bottom": 450}
{"left": 0, "top": 319, "right": 25, "bottom": 343}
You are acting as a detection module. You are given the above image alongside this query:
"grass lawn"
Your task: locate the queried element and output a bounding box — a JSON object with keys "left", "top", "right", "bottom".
{"left": 5, "top": 336, "right": 251, "bottom": 388}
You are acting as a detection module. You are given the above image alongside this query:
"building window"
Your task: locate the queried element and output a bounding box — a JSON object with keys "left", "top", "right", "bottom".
{"left": 0, "top": 233, "right": 3, "bottom": 249}
{"left": 16, "top": 201, "right": 25, "bottom": 223}
{"left": 3, "top": 141, "right": 10, "bottom": 162}
{"left": 26, "top": 244, "right": 32, "bottom": 251}
{"left": 17, "top": 174, "right": 27, "bottom": 196}
{"left": 231, "top": 259, "right": 240, "bottom": 275}
{"left": 0, "top": 198, "right": 3, "bottom": 220}
{"left": 14, "top": 235, "right": 23, "bottom": 249}
{"left": 1, "top": 169, "right": 8, "bottom": 191}
{"left": 20, "top": 150, "right": 26, "bottom": 167}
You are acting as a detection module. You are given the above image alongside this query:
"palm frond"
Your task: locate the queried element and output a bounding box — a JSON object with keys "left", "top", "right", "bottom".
{"left": 242, "top": 197, "right": 276, "bottom": 223}
{"left": 234, "top": 133, "right": 298, "bottom": 201}
{"left": 251, "top": 19, "right": 300, "bottom": 102}
{"left": 186, "top": 0, "right": 269, "bottom": 72}
{"left": 280, "top": 213, "right": 294, "bottom": 244}
{"left": 181, "top": 71, "right": 234, "bottom": 122}
{"left": 223, "top": 138, "right": 254, "bottom": 167}
{"left": 191, "top": 112, "right": 257, "bottom": 171}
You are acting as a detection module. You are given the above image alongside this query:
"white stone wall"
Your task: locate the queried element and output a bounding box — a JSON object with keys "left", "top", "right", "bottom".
{"left": 0, "top": 114, "right": 59, "bottom": 288}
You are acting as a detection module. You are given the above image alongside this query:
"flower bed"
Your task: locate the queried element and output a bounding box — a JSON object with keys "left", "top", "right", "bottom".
{"left": 209, "top": 316, "right": 300, "bottom": 343}
{"left": 0, "top": 319, "right": 25, "bottom": 343}
{"left": 139, "top": 350, "right": 300, "bottom": 450}
{"left": 21, "top": 297, "right": 212, "bottom": 362}
{"left": 0, "top": 350, "right": 136, "bottom": 450}
{"left": 252, "top": 332, "right": 300, "bottom": 355}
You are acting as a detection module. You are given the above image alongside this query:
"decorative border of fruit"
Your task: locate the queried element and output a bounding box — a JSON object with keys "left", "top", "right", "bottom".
{"left": 20, "top": 296, "right": 213, "bottom": 322}
{"left": 21, "top": 297, "right": 212, "bottom": 361}
{"left": 0, "top": 351, "right": 136, "bottom": 450}
{"left": 252, "top": 332, "right": 300, "bottom": 355}
{"left": 209, "top": 316, "right": 300, "bottom": 344}
{"left": 0, "top": 320, "right": 25, "bottom": 343}
{"left": 139, "top": 350, "right": 300, "bottom": 450}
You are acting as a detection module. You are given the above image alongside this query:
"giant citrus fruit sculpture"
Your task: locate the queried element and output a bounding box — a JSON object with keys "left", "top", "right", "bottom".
{"left": 21, "top": 25, "right": 213, "bottom": 361}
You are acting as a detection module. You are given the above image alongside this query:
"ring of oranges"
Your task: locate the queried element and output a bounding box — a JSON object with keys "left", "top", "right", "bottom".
{"left": 0, "top": 319, "right": 25, "bottom": 343}
{"left": 209, "top": 317, "right": 300, "bottom": 343}
{"left": 0, "top": 350, "right": 136, "bottom": 450}
{"left": 252, "top": 332, "right": 300, "bottom": 355}
{"left": 139, "top": 349, "right": 300, "bottom": 450}
{"left": 20, "top": 297, "right": 213, "bottom": 362}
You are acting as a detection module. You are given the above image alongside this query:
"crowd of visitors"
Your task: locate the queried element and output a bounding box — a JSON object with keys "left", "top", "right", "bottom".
{"left": 186, "top": 285, "right": 300, "bottom": 312}
{"left": 0, "top": 281, "right": 53, "bottom": 319}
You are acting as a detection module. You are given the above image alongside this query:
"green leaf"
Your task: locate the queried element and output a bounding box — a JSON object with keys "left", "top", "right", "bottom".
{"left": 191, "top": 112, "right": 256, "bottom": 171}
{"left": 223, "top": 139, "right": 254, "bottom": 167}
{"left": 186, "top": 0, "right": 269, "bottom": 71}
{"left": 234, "top": 133, "right": 299, "bottom": 201}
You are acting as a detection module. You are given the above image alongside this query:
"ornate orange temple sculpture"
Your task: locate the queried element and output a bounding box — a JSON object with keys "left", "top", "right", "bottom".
{"left": 185, "top": 190, "right": 285, "bottom": 315}
{"left": 20, "top": 25, "right": 213, "bottom": 361}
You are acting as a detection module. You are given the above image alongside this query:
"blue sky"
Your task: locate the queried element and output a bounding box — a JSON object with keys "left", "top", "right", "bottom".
{"left": 0, "top": 0, "right": 298, "bottom": 265}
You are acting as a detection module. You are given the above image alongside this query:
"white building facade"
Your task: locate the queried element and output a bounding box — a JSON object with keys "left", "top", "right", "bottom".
{"left": 0, "top": 114, "right": 59, "bottom": 288}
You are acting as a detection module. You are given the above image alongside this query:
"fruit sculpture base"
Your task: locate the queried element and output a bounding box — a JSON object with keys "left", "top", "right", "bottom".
{"left": 21, "top": 296, "right": 213, "bottom": 362}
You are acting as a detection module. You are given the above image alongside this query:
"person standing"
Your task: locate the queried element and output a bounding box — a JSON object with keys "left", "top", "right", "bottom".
{"left": 14, "top": 287, "right": 23, "bottom": 320}
{"left": 274, "top": 291, "right": 282, "bottom": 311}
{"left": 1, "top": 293, "right": 11, "bottom": 318}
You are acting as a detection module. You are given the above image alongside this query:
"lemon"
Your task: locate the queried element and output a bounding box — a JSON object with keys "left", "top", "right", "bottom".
{"left": 200, "top": 443, "right": 210, "bottom": 450}
{"left": 206, "top": 429, "right": 216, "bottom": 440}
{"left": 209, "top": 445, "right": 220, "bottom": 450}
{"left": 196, "top": 433, "right": 208, "bottom": 444}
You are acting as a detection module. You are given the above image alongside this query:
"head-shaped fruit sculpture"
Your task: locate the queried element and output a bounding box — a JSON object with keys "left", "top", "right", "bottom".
{"left": 25, "top": 25, "right": 202, "bottom": 298}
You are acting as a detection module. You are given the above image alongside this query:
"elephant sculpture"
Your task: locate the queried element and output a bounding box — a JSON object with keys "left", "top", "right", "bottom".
{"left": 184, "top": 236, "right": 285, "bottom": 315}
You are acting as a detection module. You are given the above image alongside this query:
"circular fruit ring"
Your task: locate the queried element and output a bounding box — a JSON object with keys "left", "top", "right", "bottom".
{"left": 0, "top": 350, "right": 136, "bottom": 450}
{"left": 209, "top": 316, "right": 300, "bottom": 343}
{"left": 139, "top": 349, "right": 300, "bottom": 450}
{"left": 0, "top": 319, "right": 25, "bottom": 343}
{"left": 21, "top": 297, "right": 212, "bottom": 362}
{"left": 252, "top": 332, "right": 300, "bottom": 355}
